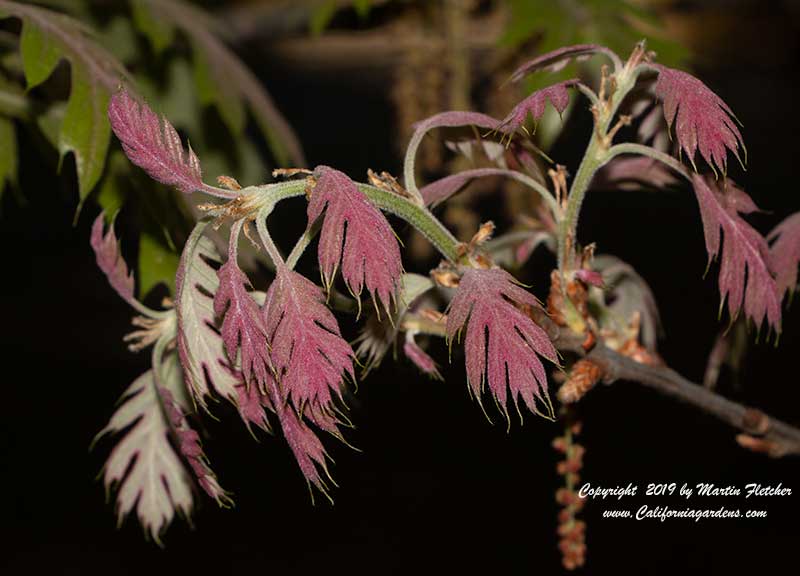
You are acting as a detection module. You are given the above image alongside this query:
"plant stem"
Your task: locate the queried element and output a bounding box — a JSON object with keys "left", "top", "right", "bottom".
{"left": 285, "top": 219, "right": 320, "bottom": 270}
{"left": 557, "top": 66, "right": 643, "bottom": 272}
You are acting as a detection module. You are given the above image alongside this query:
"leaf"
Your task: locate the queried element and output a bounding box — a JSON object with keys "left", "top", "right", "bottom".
{"left": 0, "top": 116, "right": 17, "bottom": 198}
{"left": 446, "top": 268, "right": 558, "bottom": 421}
{"left": 654, "top": 65, "right": 744, "bottom": 175}
{"left": 0, "top": 0, "right": 129, "bottom": 199}
{"left": 310, "top": 0, "right": 338, "bottom": 36}
{"left": 96, "top": 366, "right": 193, "bottom": 544}
{"left": 509, "top": 44, "right": 614, "bottom": 82}
{"left": 767, "top": 212, "right": 800, "bottom": 301}
{"left": 500, "top": 79, "right": 578, "bottom": 134}
{"left": 263, "top": 265, "right": 355, "bottom": 418}
{"left": 134, "top": 0, "right": 305, "bottom": 166}
{"left": 594, "top": 156, "right": 679, "bottom": 192}
{"left": 412, "top": 111, "right": 502, "bottom": 135}
{"left": 692, "top": 175, "right": 781, "bottom": 332}
{"left": 175, "top": 221, "right": 242, "bottom": 409}
{"left": 138, "top": 231, "right": 180, "bottom": 297}
{"left": 214, "top": 256, "right": 272, "bottom": 390}
{"left": 593, "top": 254, "right": 662, "bottom": 350}
{"left": 265, "top": 373, "right": 335, "bottom": 498}
{"left": 308, "top": 166, "right": 403, "bottom": 313}
{"left": 108, "top": 89, "right": 210, "bottom": 195}
{"left": 354, "top": 273, "right": 435, "bottom": 375}
{"left": 403, "top": 335, "right": 442, "bottom": 380}
{"left": 90, "top": 212, "right": 136, "bottom": 306}
{"left": 131, "top": 0, "right": 175, "bottom": 56}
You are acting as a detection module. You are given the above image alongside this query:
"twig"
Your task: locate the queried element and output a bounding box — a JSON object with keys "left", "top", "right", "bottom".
{"left": 551, "top": 326, "right": 800, "bottom": 458}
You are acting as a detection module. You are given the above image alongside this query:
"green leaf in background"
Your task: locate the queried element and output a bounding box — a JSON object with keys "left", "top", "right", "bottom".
{"left": 131, "top": 0, "right": 174, "bottom": 56}
{"left": 59, "top": 64, "right": 111, "bottom": 214}
{"left": 132, "top": 0, "right": 305, "bottom": 167}
{"left": 0, "top": 116, "right": 17, "bottom": 199}
{"left": 138, "top": 230, "right": 179, "bottom": 297}
{"left": 0, "top": 0, "right": 130, "bottom": 203}
{"left": 97, "top": 16, "right": 139, "bottom": 64}
{"left": 96, "top": 151, "right": 129, "bottom": 222}
{"left": 310, "top": 0, "right": 338, "bottom": 36}
{"left": 353, "top": 0, "right": 372, "bottom": 20}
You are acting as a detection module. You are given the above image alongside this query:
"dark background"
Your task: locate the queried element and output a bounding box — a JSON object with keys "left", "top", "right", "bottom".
{"left": 4, "top": 1, "right": 800, "bottom": 574}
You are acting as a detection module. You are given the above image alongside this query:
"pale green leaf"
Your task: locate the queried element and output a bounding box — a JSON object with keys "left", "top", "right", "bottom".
{"left": 19, "top": 18, "right": 62, "bottom": 90}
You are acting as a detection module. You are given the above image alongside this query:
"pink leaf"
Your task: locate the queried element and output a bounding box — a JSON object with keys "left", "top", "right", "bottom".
{"left": 308, "top": 166, "right": 402, "bottom": 312}
{"left": 510, "top": 44, "right": 617, "bottom": 83}
{"left": 654, "top": 66, "right": 744, "bottom": 174}
{"left": 214, "top": 258, "right": 272, "bottom": 389}
{"left": 159, "top": 386, "right": 230, "bottom": 506}
{"left": 411, "top": 111, "right": 502, "bottom": 134}
{"left": 263, "top": 373, "right": 337, "bottom": 498}
{"left": 108, "top": 89, "right": 208, "bottom": 194}
{"left": 692, "top": 175, "right": 781, "bottom": 331}
{"left": 403, "top": 336, "right": 442, "bottom": 380}
{"left": 420, "top": 168, "right": 517, "bottom": 207}
{"left": 768, "top": 212, "right": 800, "bottom": 300}
{"left": 595, "top": 156, "right": 679, "bottom": 191}
{"left": 235, "top": 382, "right": 273, "bottom": 434}
{"left": 446, "top": 268, "right": 558, "bottom": 421}
{"left": 500, "top": 80, "right": 578, "bottom": 133}
{"left": 90, "top": 212, "right": 135, "bottom": 306}
{"left": 263, "top": 266, "right": 355, "bottom": 416}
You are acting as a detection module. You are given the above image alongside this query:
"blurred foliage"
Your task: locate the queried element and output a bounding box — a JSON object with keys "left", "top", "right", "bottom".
{"left": 0, "top": 0, "right": 302, "bottom": 299}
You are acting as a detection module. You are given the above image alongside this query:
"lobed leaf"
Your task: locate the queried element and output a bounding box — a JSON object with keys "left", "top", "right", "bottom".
{"left": 263, "top": 266, "right": 355, "bottom": 418}
{"left": 108, "top": 89, "right": 208, "bottom": 195}
{"left": 90, "top": 212, "right": 136, "bottom": 306}
{"left": 308, "top": 166, "right": 402, "bottom": 313}
{"left": 446, "top": 268, "right": 558, "bottom": 421}
{"left": 214, "top": 257, "right": 272, "bottom": 390}
{"left": 499, "top": 79, "right": 578, "bottom": 133}
{"left": 175, "top": 222, "right": 242, "bottom": 409}
{"left": 767, "top": 212, "right": 800, "bottom": 301}
{"left": 96, "top": 365, "right": 193, "bottom": 544}
{"left": 654, "top": 65, "right": 744, "bottom": 175}
{"left": 509, "top": 44, "right": 617, "bottom": 83}
{"left": 692, "top": 175, "right": 781, "bottom": 331}
{"left": 0, "top": 0, "right": 128, "bottom": 199}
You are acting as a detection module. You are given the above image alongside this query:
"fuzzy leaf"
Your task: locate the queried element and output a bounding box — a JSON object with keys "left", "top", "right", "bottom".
{"left": 692, "top": 175, "right": 781, "bottom": 331}
{"left": 90, "top": 212, "right": 136, "bottom": 306}
{"left": 500, "top": 79, "right": 578, "bottom": 133}
{"left": 446, "top": 268, "right": 557, "bottom": 420}
{"left": 412, "top": 111, "right": 502, "bottom": 135}
{"left": 509, "top": 44, "right": 614, "bottom": 82}
{"left": 595, "top": 156, "right": 679, "bottom": 191}
{"left": 235, "top": 382, "right": 273, "bottom": 434}
{"left": 768, "top": 212, "right": 800, "bottom": 300}
{"left": 403, "top": 336, "right": 442, "bottom": 380}
{"left": 654, "top": 65, "right": 744, "bottom": 174}
{"left": 97, "top": 366, "right": 193, "bottom": 543}
{"left": 265, "top": 374, "right": 335, "bottom": 497}
{"left": 420, "top": 167, "right": 534, "bottom": 208}
{"left": 108, "top": 89, "right": 209, "bottom": 195}
{"left": 309, "top": 166, "right": 402, "bottom": 312}
{"left": 134, "top": 0, "right": 304, "bottom": 166}
{"left": 214, "top": 258, "right": 272, "bottom": 389}
{"left": 175, "top": 222, "right": 242, "bottom": 409}
{"left": 263, "top": 266, "right": 355, "bottom": 417}
{"left": 0, "top": 1, "right": 128, "bottom": 199}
